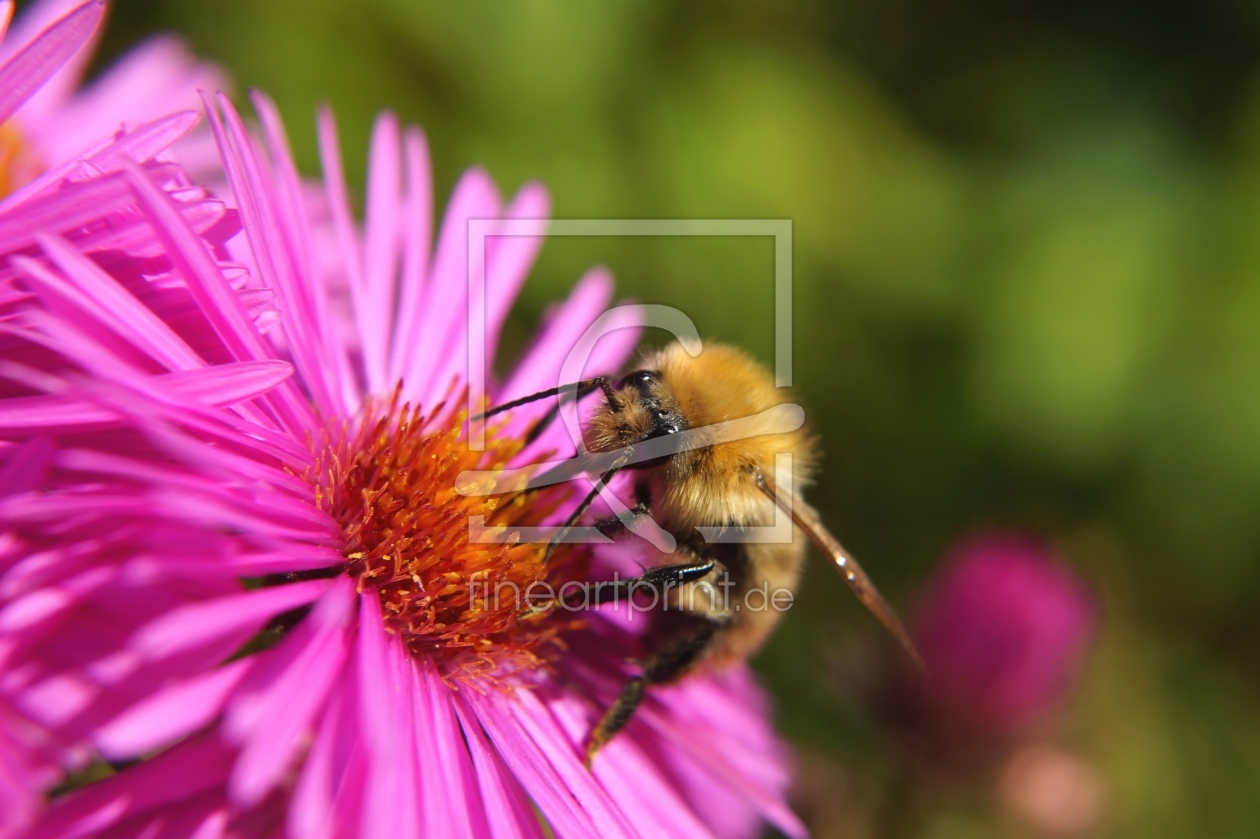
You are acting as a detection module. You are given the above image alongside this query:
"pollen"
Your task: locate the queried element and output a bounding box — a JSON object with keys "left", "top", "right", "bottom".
{"left": 311, "top": 395, "right": 582, "bottom": 683}
{"left": 0, "top": 123, "right": 40, "bottom": 199}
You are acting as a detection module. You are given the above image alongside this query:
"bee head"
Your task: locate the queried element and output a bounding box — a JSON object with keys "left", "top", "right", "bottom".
{"left": 583, "top": 369, "right": 688, "bottom": 468}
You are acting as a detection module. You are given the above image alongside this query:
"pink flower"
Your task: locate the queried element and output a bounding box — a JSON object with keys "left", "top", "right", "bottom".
{"left": 0, "top": 0, "right": 225, "bottom": 201}
{"left": 0, "top": 86, "right": 804, "bottom": 839}
{"left": 909, "top": 532, "right": 1097, "bottom": 736}
{"left": 0, "top": 107, "right": 241, "bottom": 839}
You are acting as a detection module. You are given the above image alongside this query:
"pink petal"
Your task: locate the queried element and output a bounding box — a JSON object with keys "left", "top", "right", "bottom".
{"left": 545, "top": 692, "right": 715, "bottom": 839}
{"left": 514, "top": 298, "right": 644, "bottom": 460}
{"left": 388, "top": 126, "right": 433, "bottom": 386}
{"left": 1, "top": 112, "right": 199, "bottom": 209}
{"left": 471, "top": 688, "right": 637, "bottom": 839}
{"left": 159, "top": 360, "right": 295, "bottom": 406}
{"left": 481, "top": 183, "right": 549, "bottom": 375}
{"left": 0, "top": 0, "right": 103, "bottom": 125}
{"left": 452, "top": 693, "right": 544, "bottom": 839}
{"left": 357, "top": 111, "right": 401, "bottom": 395}
{"left": 207, "top": 92, "right": 344, "bottom": 419}
{"left": 500, "top": 268, "right": 613, "bottom": 402}
{"left": 62, "top": 111, "right": 203, "bottom": 184}
{"left": 354, "top": 592, "right": 421, "bottom": 839}
{"left": 131, "top": 578, "right": 332, "bottom": 661}
{"left": 123, "top": 165, "right": 266, "bottom": 363}
{"left": 401, "top": 168, "right": 501, "bottom": 405}
{"left": 91, "top": 793, "right": 227, "bottom": 839}
{"left": 28, "top": 733, "right": 234, "bottom": 839}
{"left": 29, "top": 37, "right": 222, "bottom": 166}
{"left": 250, "top": 90, "right": 356, "bottom": 419}
{"left": 57, "top": 371, "right": 316, "bottom": 471}
{"left": 31, "top": 232, "right": 206, "bottom": 371}
{"left": 125, "top": 163, "right": 315, "bottom": 438}
{"left": 412, "top": 660, "right": 483, "bottom": 839}
{"left": 288, "top": 678, "right": 366, "bottom": 839}
{"left": 640, "top": 678, "right": 806, "bottom": 839}
{"left": 12, "top": 670, "right": 97, "bottom": 728}
{"left": 224, "top": 578, "right": 354, "bottom": 807}
{"left": 0, "top": 708, "right": 48, "bottom": 838}
{"left": 0, "top": 564, "right": 112, "bottom": 635}
{"left": 1, "top": 167, "right": 146, "bottom": 247}
{"left": 426, "top": 181, "right": 549, "bottom": 418}
{"left": 578, "top": 302, "right": 645, "bottom": 380}
{"left": 315, "top": 106, "right": 365, "bottom": 353}
{"left": 94, "top": 658, "right": 255, "bottom": 759}
{"left": 0, "top": 0, "right": 101, "bottom": 125}
{"left": 0, "top": 361, "right": 294, "bottom": 432}
{"left": 0, "top": 434, "right": 53, "bottom": 495}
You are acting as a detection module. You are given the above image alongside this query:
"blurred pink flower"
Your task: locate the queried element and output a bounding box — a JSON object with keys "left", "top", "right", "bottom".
{"left": 910, "top": 532, "right": 1097, "bottom": 736}
{"left": 0, "top": 0, "right": 225, "bottom": 200}
{"left": 0, "top": 85, "right": 803, "bottom": 839}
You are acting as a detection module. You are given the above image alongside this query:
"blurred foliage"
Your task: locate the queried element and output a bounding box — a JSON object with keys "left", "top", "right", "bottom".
{"left": 84, "top": 0, "right": 1260, "bottom": 835}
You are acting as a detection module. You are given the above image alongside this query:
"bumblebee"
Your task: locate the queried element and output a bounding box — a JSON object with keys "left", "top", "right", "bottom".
{"left": 481, "top": 341, "right": 918, "bottom": 764}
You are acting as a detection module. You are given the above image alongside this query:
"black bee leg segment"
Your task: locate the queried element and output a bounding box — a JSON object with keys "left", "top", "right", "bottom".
{"left": 585, "top": 619, "right": 723, "bottom": 768}
{"left": 585, "top": 677, "right": 644, "bottom": 768}
{"left": 592, "top": 501, "right": 650, "bottom": 539}
{"left": 592, "top": 481, "right": 655, "bottom": 539}
{"left": 578, "top": 560, "right": 716, "bottom": 607}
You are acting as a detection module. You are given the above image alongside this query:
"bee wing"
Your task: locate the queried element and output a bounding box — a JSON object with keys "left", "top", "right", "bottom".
{"left": 757, "top": 473, "right": 924, "bottom": 670}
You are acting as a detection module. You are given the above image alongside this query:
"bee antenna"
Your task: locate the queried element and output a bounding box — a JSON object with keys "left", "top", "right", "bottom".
{"left": 472, "top": 377, "right": 618, "bottom": 423}
{"left": 756, "top": 472, "right": 925, "bottom": 671}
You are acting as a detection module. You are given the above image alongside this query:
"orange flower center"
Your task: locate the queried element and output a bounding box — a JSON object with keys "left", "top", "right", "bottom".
{"left": 0, "top": 122, "right": 41, "bottom": 199}
{"left": 312, "top": 396, "right": 582, "bottom": 684}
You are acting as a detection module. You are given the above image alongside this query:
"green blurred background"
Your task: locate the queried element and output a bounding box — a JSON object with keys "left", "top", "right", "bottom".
{"left": 93, "top": 0, "right": 1260, "bottom": 835}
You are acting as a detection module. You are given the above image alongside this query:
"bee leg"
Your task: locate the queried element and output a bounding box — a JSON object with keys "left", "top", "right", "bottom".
{"left": 590, "top": 480, "right": 655, "bottom": 540}
{"left": 575, "top": 560, "right": 716, "bottom": 607}
{"left": 585, "top": 617, "right": 723, "bottom": 768}
{"left": 592, "top": 501, "right": 651, "bottom": 540}
{"left": 541, "top": 461, "right": 629, "bottom": 564}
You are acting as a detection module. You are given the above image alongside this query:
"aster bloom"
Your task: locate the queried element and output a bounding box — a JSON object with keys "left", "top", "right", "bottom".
{"left": 906, "top": 532, "right": 1097, "bottom": 738}
{"left": 0, "top": 87, "right": 805, "bottom": 839}
{"left": 0, "top": 146, "right": 236, "bottom": 836}
{"left": 0, "top": 0, "right": 225, "bottom": 201}
{"left": 0, "top": 7, "right": 237, "bottom": 830}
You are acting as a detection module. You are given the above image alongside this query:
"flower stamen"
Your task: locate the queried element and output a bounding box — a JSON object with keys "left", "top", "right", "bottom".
{"left": 312, "top": 395, "right": 581, "bottom": 683}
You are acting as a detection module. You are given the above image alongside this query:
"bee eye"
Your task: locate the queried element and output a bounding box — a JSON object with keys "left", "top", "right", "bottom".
{"left": 617, "top": 370, "right": 657, "bottom": 390}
